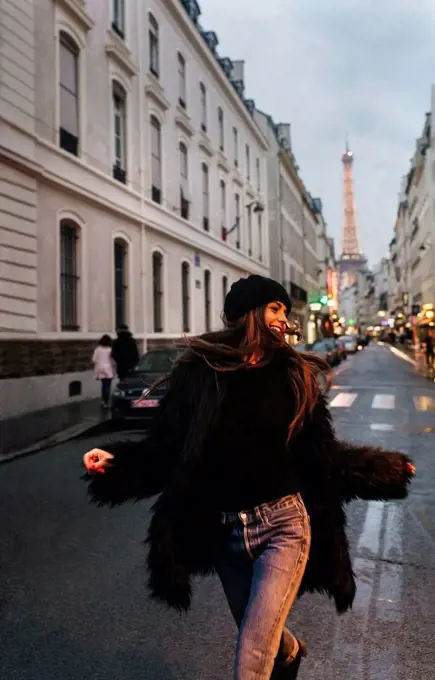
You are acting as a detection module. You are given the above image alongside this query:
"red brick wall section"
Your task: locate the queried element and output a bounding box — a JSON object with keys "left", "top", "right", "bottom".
{"left": 0, "top": 339, "right": 139, "bottom": 379}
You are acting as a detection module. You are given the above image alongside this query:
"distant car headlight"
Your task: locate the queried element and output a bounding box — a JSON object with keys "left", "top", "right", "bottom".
{"left": 113, "top": 387, "right": 125, "bottom": 398}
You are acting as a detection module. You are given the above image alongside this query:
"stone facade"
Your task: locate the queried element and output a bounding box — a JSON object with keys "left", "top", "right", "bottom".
{"left": 253, "top": 109, "right": 325, "bottom": 336}
{"left": 0, "top": 0, "right": 271, "bottom": 419}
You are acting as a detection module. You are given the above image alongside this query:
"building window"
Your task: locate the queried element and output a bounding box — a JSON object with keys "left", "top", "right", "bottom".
{"left": 222, "top": 275, "right": 228, "bottom": 306}
{"left": 199, "top": 82, "right": 207, "bottom": 132}
{"left": 112, "top": 0, "right": 125, "bottom": 38}
{"left": 179, "top": 142, "right": 189, "bottom": 220}
{"left": 149, "top": 13, "right": 159, "bottom": 77}
{"left": 247, "top": 204, "right": 253, "bottom": 256}
{"left": 152, "top": 251, "right": 163, "bottom": 332}
{"left": 256, "top": 158, "right": 261, "bottom": 191}
{"left": 220, "top": 179, "right": 226, "bottom": 238}
{"left": 60, "top": 220, "right": 79, "bottom": 331}
{"left": 178, "top": 53, "right": 186, "bottom": 108}
{"left": 258, "top": 212, "right": 263, "bottom": 261}
{"left": 218, "top": 107, "right": 224, "bottom": 151}
{"left": 204, "top": 269, "right": 211, "bottom": 332}
{"left": 151, "top": 116, "right": 162, "bottom": 204}
{"left": 233, "top": 127, "right": 238, "bottom": 166}
{"left": 202, "top": 163, "right": 209, "bottom": 231}
{"left": 234, "top": 193, "right": 240, "bottom": 249}
{"left": 181, "top": 261, "right": 190, "bottom": 333}
{"left": 112, "top": 82, "right": 127, "bottom": 183}
{"left": 246, "top": 144, "right": 250, "bottom": 180}
{"left": 59, "top": 32, "right": 79, "bottom": 156}
{"left": 114, "top": 239, "right": 128, "bottom": 329}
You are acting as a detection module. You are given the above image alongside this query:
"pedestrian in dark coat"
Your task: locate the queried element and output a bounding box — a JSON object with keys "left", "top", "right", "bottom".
{"left": 83, "top": 275, "right": 415, "bottom": 680}
{"left": 111, "top": 324, "right": 139, "bottom": 379}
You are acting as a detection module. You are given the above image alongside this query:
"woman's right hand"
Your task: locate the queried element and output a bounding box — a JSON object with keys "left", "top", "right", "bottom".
{"left": 83, "top": 448, "right": 114, "bottom": 473}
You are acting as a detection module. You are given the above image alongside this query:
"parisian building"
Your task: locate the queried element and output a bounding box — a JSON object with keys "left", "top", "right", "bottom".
{"left": 253, "top": 110, "right": 329, "bottom": 339}
{"left": 389, "top": 92, "right": 435, "bottom": 345}
{"left": 0, "top": 0, "right": 271, "bottom": 420}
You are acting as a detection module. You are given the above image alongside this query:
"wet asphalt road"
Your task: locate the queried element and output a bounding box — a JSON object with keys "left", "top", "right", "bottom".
{"left": 1, "top": 343, "right": 435, "bottom": 680}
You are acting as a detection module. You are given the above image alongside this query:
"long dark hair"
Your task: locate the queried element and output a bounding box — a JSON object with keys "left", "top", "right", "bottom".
{"left": 181, "top": 307, "right": 330, "bottom": 440}
{"left": 99, "top": 334, "right": 112, "bottom": 347}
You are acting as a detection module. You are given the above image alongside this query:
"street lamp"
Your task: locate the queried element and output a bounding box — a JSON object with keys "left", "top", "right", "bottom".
{"left": 223, "top": 200, "right": 264, "bottom": 249}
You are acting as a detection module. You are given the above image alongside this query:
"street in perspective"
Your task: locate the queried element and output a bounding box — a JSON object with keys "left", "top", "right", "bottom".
{"left": 1, "top": 343, "right": 434, "bottom": 680}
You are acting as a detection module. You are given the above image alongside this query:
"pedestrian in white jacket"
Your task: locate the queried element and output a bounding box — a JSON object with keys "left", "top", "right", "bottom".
{"left": 92, "top": 335, "right": 115, "bottom": 407}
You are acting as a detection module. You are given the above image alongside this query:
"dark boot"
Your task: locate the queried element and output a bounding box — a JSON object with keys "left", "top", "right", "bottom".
{"left": 270, "top": 640, "right": 307, "bottom": 680}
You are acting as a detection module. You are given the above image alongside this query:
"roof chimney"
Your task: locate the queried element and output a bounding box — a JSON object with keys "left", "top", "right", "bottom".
{"left": 230, "top": 60, "right": 245, "bottom": 85}
{"left": 277, "top": 123, "right": 291, "bottom": 151}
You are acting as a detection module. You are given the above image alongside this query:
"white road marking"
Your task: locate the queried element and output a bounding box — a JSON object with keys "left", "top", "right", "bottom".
{"left": 389, "top": 345, "right": 417, "bottom": 366}
{"left": 329, "top": 392, "right": 358, "bottom": 408}
{"left": 357, "top": 501, "right": 385, "bottom": 557}
{"left": 370, "top": 423, "right": 394, "bottom": 431}
{"left": 413, "top": 395, "right": 435, "bottom": 412}
{"left": 372, "top": 394, "right": 395, "bottom": 409}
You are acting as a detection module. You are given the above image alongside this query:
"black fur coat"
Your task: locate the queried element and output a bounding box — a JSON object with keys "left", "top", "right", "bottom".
{"left": 84, "top": 350, "right": 413, "bottom": 615}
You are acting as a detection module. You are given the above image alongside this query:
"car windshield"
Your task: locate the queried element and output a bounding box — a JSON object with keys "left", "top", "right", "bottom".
{"left": 312, "top": 341, "right": 326, "bottom": 351}
{"left": 134, "top": 350, "right": 181, "bottom": 373}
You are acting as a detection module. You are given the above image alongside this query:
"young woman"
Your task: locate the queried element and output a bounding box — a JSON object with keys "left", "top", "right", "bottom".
{"left": 83, "top": 275, "right": 415, "bottom": 680}
{"left": 91, "top": 334, "right": 115, "bottom": 408}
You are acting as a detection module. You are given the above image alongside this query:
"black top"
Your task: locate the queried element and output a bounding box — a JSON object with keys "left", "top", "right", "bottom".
{"left": 202, "top": 356, "right": 300, "bottom": 511}
{"left": 112, "top": 331, "right": 139, "bottom": 377}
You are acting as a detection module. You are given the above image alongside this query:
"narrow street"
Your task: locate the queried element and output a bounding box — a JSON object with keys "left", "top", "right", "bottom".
{"left": 1, "top": 343, "right": 434, "bottom": 680}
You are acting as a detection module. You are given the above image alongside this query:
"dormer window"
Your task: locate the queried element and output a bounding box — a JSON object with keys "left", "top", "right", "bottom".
{"left": 181, "top": 0, "right": 201, "bottom": 24}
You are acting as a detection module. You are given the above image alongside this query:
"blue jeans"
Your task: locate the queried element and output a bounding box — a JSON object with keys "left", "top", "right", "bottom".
{"left": 214, "top": 493, "right": 311, "bottom": 680}
{"left": 100, "top": 378, "right": 112, "bottom": 405}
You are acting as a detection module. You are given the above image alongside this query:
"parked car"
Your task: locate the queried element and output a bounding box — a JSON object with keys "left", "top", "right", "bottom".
{"left": 304, "top": 340, "right": 333, "bottom": 366}
{"left": 336, "top": 337, "right": 349, "bottom": 361}
{"left": 293, "top": 342, "right": 330, "bottom": 393}
{"left": 323, "top": 338, "right": 342, "bottom": 365}
{"left": 341, "top": 335, "right": 358, "bottom": 354}
{"left": 111, "top": 347, "right": 184, "bottom": 426}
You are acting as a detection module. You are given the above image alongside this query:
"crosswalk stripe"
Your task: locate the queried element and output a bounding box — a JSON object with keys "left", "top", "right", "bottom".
{"left": 372, "top": 394, "right": 395, "bottom": 409}
{"left": 370, "top": 423, "right": 394, "bottom": 431}
{"left": 329, "top": 392, "right": 358, "bottom": 408}
{"left": 330, "top": 391, "right": 434, "bottom": 412}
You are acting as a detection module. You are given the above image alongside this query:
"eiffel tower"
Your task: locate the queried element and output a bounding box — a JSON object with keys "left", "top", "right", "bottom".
{"left": 338, "top": 141, "right": 365, "bottom": 290}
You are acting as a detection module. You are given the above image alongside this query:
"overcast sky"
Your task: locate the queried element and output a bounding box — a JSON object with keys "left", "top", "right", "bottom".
{"left": 201, "top": 0, "right": 435, "bottom": 265}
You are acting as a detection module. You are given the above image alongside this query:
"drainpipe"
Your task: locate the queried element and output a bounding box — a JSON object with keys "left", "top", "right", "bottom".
{"left": 136, "top": 1, "right": 147, "bottom": 353}
{"left": 278, "top": 160, "right": 284, "bottom": 286}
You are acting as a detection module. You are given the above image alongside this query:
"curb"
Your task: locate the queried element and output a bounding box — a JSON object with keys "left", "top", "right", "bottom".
{"left": 0, "top": 416, "right": 106, "bottom": 465}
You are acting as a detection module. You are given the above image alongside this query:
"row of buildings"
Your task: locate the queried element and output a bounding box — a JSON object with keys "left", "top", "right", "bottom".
{"left": 0, "top": 0, "right": 338, "bottom": 421}
{"left": 342, "top": 85, "right": 435, "bottom": 343}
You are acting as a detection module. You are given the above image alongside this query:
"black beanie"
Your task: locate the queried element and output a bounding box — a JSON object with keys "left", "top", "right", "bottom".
{"left": 223, "top": 275, "right": 292, "bottom": 322}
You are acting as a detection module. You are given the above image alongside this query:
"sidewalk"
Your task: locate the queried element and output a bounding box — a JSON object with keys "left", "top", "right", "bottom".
{"left": 383, "top": 341, "right": 435, "bottom": 381}
{"left": 0, "top": 398, "right": 110, "bottom": 462}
